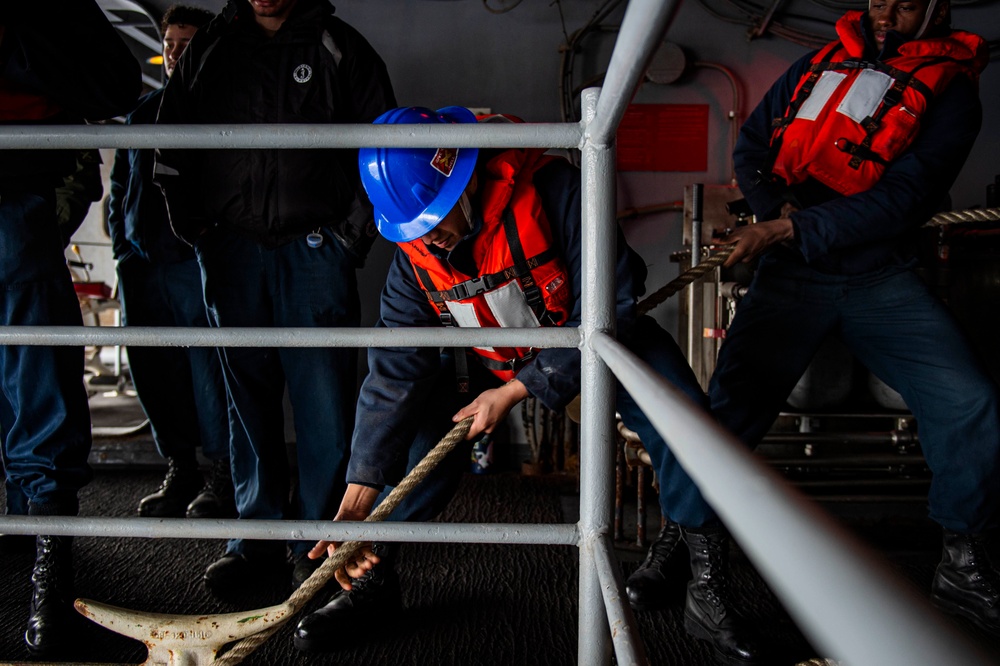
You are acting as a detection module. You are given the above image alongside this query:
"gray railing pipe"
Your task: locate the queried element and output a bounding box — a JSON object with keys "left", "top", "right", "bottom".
{"left": 585, "top": 0, "right": 683, "bottom": 145}
{"left": 0, "top": 515, "right": 578, "bottom": 546}
{"left": 0, "top": 325, "right": 579, "bottom": 349}
{"left": 589, "top": 330, "right": 994, "bottom": 666}
{"left": 578, "top": 87, "right": 618, "bottom": 666}
{"left": 590, "top": 533, "right": 649, "bottom": 666}
{"left": 0, "top": 122, "right": 583, "bottom": 151}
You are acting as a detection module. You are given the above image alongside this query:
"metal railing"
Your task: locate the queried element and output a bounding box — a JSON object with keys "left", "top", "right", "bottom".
{"left": 1, "top": 0, "right": 995, "bottom": 664}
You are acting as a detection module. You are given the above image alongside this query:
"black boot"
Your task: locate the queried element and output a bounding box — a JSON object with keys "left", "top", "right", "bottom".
{"left": 930, "top": 529, "right": 1000, "bottom": 634}
{"left": 294, "top": 545, "right": 401, "bottom": 653}
{"left": 682, "top": 526, "right": 760, "bottom": 665}
{"left": 186, "top": 458, "right": 236, "bottom": 519}
{"left": 138, "top": 456, "right": 203, "bottom": 517}
{"left": 626, "top": 520, "right": 683, "bottom": 610}
{"left": 203, "top": 550, "right": 288, "bottom": 597}
{"left": 25, "top": 535, "right": 77, "bottom": 656}
{"left": 292, "top": 551, "right": 325, "bottom": 589}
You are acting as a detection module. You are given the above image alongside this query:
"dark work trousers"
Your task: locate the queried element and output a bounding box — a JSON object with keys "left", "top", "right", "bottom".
{"left": 194, "top": 227, "right": 359, "bottom": 559}
{"left": 379, "top": 316, "right": 716, "bottom": 529}
{"left": 709, "top": 255, "right": 1000, "bottom": 534}
{"left": 614, "top": 316, "right": 716, "bottom": 528}
{"left": 116, "top": 254, "right": 229, "bottom": 462}
{"left": 0, "top": 187, "right": 92, "bottom": 517}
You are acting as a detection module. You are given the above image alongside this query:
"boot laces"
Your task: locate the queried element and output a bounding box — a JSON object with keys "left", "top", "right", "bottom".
{"left": 31, "top": 538, "right": 67, "bottom": 601}
{"left": 344, "top": 565, "right": 389, "bottom": 606}
{"left": 31, "top": 559, "right": 55, "bottom": 596}
{"left": 965, "top": 537, "right": 1000, "bottom": 606}
{"left": 699, "top": 540, "right": 729, "bottom": 607}
{"left": 160, "top": 457, "right": 195, "bottom": 492}
{"left": 641, "top": 523, "right": 680, "bottom": 572}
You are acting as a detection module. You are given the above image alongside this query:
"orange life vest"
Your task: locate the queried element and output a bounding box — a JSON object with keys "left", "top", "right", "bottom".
{"left": 398, "top": 148, "right": 573, "bottom": 383}
{"left": 767, "top": 11, "right": 987, "bottom": 196}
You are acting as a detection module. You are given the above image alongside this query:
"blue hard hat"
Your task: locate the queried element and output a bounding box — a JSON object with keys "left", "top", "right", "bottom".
{"left": 359, "top": 106, "right": 479, "bottom": 243}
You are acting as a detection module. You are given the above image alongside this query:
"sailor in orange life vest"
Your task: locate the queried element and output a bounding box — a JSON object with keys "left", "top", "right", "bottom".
{"left": 710, "top": 0, "right": 1000, "bottom": 636}
{"left": 292, "top": 106, "right": 760, "bottom": 663}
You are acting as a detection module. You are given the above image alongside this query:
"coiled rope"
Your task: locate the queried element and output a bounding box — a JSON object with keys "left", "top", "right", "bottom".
{"left": 213, "top": 416, "right": 474, "bottom": 665}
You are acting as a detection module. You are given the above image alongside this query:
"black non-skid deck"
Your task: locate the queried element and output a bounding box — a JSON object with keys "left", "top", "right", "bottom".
{"left": 1, "top": 396, "right": 999, "bottom": 665}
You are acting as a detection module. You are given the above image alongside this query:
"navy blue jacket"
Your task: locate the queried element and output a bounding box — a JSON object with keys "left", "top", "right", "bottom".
{"left": 154, "top": 0, "right": 396, "bottom": 257}
{"left": 734, "top": 16, "right": 983, "bottom": 275}
{"left": 108, "top": 89, "right": 193, "bottom": 264}
{"left": 346, "top": 158, "right": 648, "bottom": 488}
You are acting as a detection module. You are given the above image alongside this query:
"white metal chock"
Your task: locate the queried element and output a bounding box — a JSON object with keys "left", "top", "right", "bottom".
{"left": 74, "top": 597, "right": 293, "bottom": 666}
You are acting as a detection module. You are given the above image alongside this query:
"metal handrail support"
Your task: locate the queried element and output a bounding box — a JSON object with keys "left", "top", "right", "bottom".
{"left": 578, "top": 87, "right": 620, "bottom": 666}
{"left": 589, "top": 532, "right": 649, "bottom": 666}
{"left": 575, "top": 0, "right": 687, "bottom": 659}
{"left": 590, "top": 330, "right": 995, "bottom": 666}
{"left": 585, "top": 0, "right": 683, "bottom": 146}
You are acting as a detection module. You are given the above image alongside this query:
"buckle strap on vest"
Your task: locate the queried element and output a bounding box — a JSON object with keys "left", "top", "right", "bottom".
{"left": 501, "top": 208, "right": 547, "bottom": 315}
{"left": 834, "top": 137, "right": 890, "bottom": 168}
{"left": 477, "top": 350, "right": 536, "bottom": 374}
{"left": 421, "top": 247, "right": 558, "bottom": 303}
{"left": 413, "top": 265, "right": 453, "bottom": 324}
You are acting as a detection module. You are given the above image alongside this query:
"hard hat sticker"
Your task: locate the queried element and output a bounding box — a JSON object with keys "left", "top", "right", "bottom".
{"left": 430, "top": 148, "right": 459, "bottom": 177}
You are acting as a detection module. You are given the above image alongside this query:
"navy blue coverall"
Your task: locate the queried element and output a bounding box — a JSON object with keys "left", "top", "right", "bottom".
{"left": 0, "top": 0, "right": 140, "bottom": 518}
{"left": 107, "top": 88, "right": 230, "bottom": 468}
{"left": 154, "top": 0, "right": 397, "bottom": 560}
{"left": 347, "top": 159, "right": 717, "bottom": 529}
{"left": 709, "top": 17, "right": 1000, "bottom": 534}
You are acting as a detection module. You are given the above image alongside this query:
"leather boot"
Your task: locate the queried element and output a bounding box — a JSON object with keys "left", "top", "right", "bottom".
{"left": 626, "top": 520, "right": 683, "bottom": 610}
{"left": 25, "top": 535, "right": 77, "bottom": 656}
{"left": 682, "top": 526, "right": 760, "bottom": 665}
{"left": 930, "top": 529, "right": 1000, "bottom": 634}
{"left": 138, "top": 456, "right": 202, "bottom": 517}
{"left": 186, "top": 458, "right": 236, "bottom": 519}
{"left": 203, "top": 550, "right": 287, "bottom": 597}
{"left": 292, "top": 551, "right": 325, "bottom": 589}
{"left": 294, "top": 544, "right": 401, "bottom": 652}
